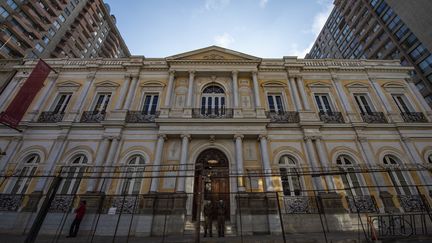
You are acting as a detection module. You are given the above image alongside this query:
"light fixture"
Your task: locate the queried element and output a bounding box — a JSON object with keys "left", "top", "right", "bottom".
{"left": 208, "top": 159, "right": 218, "bottom": 164}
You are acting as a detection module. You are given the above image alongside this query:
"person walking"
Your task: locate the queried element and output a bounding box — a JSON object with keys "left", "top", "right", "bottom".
{"left": 216, "top": 199, "right": 226, "bottom": 237}
{"left": 67, "top": 200, "right": 86, "bottom": 238}
{"left": 203, "top": 200, "right": 213, "bottom": 237}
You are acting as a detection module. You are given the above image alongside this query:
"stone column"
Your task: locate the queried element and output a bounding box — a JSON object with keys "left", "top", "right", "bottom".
{"left": 369, "top": 78, "right": 396, "bottom": 121}
{"left": 258, "top": 135, "right": 273, "bottom": 191}
{"left": 0, "top": 137, "right": 22, "bottom": 172}
{"left": 101, "top": 136, "right": 121, "bottom": 192}
{"left": 315, "top": 137, "right": 336, "bottom": 191}
{"left": 123, "top": 75, "right": 139, "bottom": 110}
{"left": 401, "top": 137, "right": 432, "bottom": 192}
{"left": 333, "top": 77, "right": 354, "bottom": 122}
{"left": 34, "top": 135, "right": 68, "bottom": 192}
{"left": 252, "top": 71, "right": 261, "bottom": 107}
{"left": 296, "top": 76, "right": 311, "bottom": 110}
{"left": 176, "top": 134, "right": 190, "bottom": 192}
{"left": 357, "top": 136, "right": 387, "bottom": 192}
{"left": 114, "top": 74, "right": 131, "bottom": 110}
{"left": 0, "top": 77, "right": 23, "bottom": 111}
{"left": 232, "top": 71, "right": 239, "bottom": 108}
{"left": 164, "top": 71, "right": 176, "bottom": 107}
{"left": 150, "top": 134, "right": 167, "bottom": 192}
{"left": 288, "top": 76, "right": 302, "bottom": 111}
{"left": 186, "top": 71, "right": 195, "bottom": 107}
{"left": 234, "top": 134, "right": 245, "bottom": 191}
{"left": 29, "top": 74, "right": 59, "bottom": 121}
{"left": 86, "top": 136, "right": 111, "bottom": 192}
{"left": 69, "top": 73, "right": 96, "bottom": 120}
{"left": 304, "top": 136, "right": 324, "bottom": 191}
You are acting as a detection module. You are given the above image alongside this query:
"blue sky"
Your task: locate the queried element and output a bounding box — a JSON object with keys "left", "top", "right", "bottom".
{"left": 104, "top": 0, "right": 334, "bottom": 58}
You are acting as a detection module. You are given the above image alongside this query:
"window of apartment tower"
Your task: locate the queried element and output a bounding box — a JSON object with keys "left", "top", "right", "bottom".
{"left": 142, "top": 94, "right": 159, "bottom": 115}
{"left": 267, "top": 94, "right": 284, "bottom": 114}
{"left": 120, "top": 155, "right": 145, "bottom": 195}
{"left": 314, "top": 94, "right": 334, "bottom": 113}
{"left": 279, "top": 155, "right": 301, "bottom": 196}
{"left": 53, "top": 20, "right": 61, "bottom": 30}
{"left": 354, "top": 94, "right": 374, "bottom": 115}
{"left": 58, "top": 155, "right": 88, "bottom": 194}
{"left": 92, "top": 93, "right": 111, "bottom": 113}
{"left": 58, "top": 14, "right": 66, "bottom": 23}
{"left": 11, "top": 154, "right": 40, "bottom": 194}
{"left": 391, "top": 94, "right": 413, "bottom": 113}
{"left": 419, "top": 55, "right": 432, "bottom": 73}
{"left": 336, "top": 155, "right": 362, "bottom": 196}
{"left": 201, "top": 85, "right": 225, "bottom": 115}
{"left": 6, "top": 0, "right": 18, "bottom": 10}
{"left": 382, "top": 155, "right": 411, "bottom": 195}
{"left": 51, "top": 93, "right": 72, "bottom": 114}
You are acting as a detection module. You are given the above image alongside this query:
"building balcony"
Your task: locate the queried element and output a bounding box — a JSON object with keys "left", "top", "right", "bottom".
{"left": 125, "top": 111, "right": 159, "bottom": 123}
{"left": 401, "top": 112, "right": 428, "bottom": 123}
{"left": 319, "top": 111, "right": 344, "bottom": 123}
{"left": 37, "top": 111, "right": 64, "bottom": 123}
{"left": 266, "top": 111, "right": 299, "bottom": 123}
{"left": 192, "top": 108, "right": 234, "bottom": 119}
{"left": 0, "top": 194, "right": 23, "bottom": 212}
{"left": 398, "top": 194, "right": 428, "bottom": 212}
{"left": 282, "top": 196, "right": 315, "bottom": 214}
{"left": 80, "top": 111, "right": 106, "bottom": 123}
{"left": 361, "top": 112, "right": 387, "bottom": 123}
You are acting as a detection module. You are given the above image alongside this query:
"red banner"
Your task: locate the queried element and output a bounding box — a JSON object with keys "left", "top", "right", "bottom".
{"left": 0, "top": 59, "right": 52, "bottom": 128}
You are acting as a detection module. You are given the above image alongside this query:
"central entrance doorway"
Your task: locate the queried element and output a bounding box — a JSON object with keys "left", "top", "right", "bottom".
{"left": 192, "top": 148, "right": 230, "bottom": 221}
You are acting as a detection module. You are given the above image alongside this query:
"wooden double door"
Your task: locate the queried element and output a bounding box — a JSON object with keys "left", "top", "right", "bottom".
{"left": 192, "top": 149, "right": 230, "bottom": 221}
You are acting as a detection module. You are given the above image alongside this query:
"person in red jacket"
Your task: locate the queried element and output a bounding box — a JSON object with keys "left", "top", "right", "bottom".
{"left": 67, "top": 200, "right": 86, "bottom": 238}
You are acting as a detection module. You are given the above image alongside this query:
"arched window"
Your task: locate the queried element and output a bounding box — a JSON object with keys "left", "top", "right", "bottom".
{"left": 428, "top": 154, "right": 432, "bottom": 164}
{"left": 336, "top": 155, "right": 362, "bottom": 196}
{"left": 11, "top": 154, "right": 40, "bottom": 194}
{"left": 201, "top": 85, "right": 226, "bottom": 116}
{"left": 59, "top": 155, "right": 88, "bottom": 194}
{"left": 383, "top": 155, "right": 410, "bottom": 195}
{"left": 121, "top": 155, "right": 145, "bottom": 195}
{"left": 279, "top": 155, "right": 301, "bottom": 196}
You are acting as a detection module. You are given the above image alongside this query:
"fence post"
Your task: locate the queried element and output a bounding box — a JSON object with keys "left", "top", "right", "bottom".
{"left": 25, "top": 175, "right": 62, "bottom": 243}
{"left": 275, "top": 192, "right": 286, "bottom": 243}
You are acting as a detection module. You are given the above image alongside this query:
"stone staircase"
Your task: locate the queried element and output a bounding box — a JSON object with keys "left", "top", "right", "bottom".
{"left": 183, "top": 218, "right": 237, "bottom": 237}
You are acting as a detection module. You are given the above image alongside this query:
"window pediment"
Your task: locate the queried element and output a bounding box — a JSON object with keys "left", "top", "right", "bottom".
{"left": 346, "top": 82, "right": 370, "bottom": 92}
{"left": 140, "top": 81, "right": 165, "bottom": 87}
{"left": 382, "top": 82, "right": 406, "bottom": 93}
{"left": 262, "top": 81, "right": 287, "bottom": 87}
{"left": 95, "top": 80, "right": 120, "bottom": 88}
{"left": 56, "top": 81, "right": 81, "bottom": 92}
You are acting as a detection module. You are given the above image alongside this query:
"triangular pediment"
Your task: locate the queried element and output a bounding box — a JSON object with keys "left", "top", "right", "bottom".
{"left": 57, "top": 81, "right": 81, "bottom": 88}
{"left": 95, "top": 80, "right": 120, "bottom": 87}
{"left": 345, "top": 82, "right": 369, "bottom": 88}
{"left": 166, "top": 46, "right": 260, "bottom": 61}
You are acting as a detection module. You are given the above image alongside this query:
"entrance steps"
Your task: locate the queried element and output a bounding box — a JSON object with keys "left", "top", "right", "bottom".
{"left": 183, "top": 218, "right": 237, "bottom": 236}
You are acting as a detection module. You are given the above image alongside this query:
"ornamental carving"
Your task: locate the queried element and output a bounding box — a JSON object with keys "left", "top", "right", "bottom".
{"left": 283, "top": 196, "right": 311, "bottom": 213}
{"left": 0, "top": 194, "right": 23, "bottom": 211}
{"left": 346, "top": 195, "right": 378, "bottom": 213}
{"left": 398, "top": 195, "right": 426, "bottom": 212}
{"left": 203, "top": 54, "right": 225, "bottom": 60}
{"left": 110, "top": 196, "right": 138, "bottom": 214}
{"left": 49, "top": 195, "right": 75, "bottom": 213}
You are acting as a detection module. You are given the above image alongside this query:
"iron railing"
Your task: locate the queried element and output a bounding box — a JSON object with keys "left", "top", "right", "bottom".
{"left": 266, "top": 111, "right": 300, "bottom": 123}
{"left": 192, "top": 108, "right": 234, "bottom": 118}
{"left": 401, "top": 112, "right": 428, "bottom": 123}
{"left": 361, "top": 112, "right": 387, "bottom": 123}
{"left": 80, "top": 111, "right": 106, "bottom": 123}
{"left": 125, "top": 111, "right": 159, "bottom": 123}
{"left": 37, "top": 111, "right": 64, "bottom": 123}
{"left": 319, "top": 111, "right": 344, "bottom": 123}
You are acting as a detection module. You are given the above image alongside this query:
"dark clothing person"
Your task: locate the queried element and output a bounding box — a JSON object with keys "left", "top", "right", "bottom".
{"left": 216, "top": 200, "right": 226, "bottom": 237}
{"left": 203, "top": 201, "right": 213, "bottom": 237}
{"left": 68, "top": 201, "right": 86, "bottom": 238}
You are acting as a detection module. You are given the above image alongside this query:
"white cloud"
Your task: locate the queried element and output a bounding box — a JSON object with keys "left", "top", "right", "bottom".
{"left": 311, "top": 0, "right": 333, "bottom": 37}
{"left": 205, "top": 0, "right": 231, "bottom": 10}
{"left": 259, "top": 0, "right": 269, "bottom": 8}
{"left": 214, "top": 33, "right": 235, "bottom": 47}
{"left": 287, "top": 43, "right": 312, "bottom": 58}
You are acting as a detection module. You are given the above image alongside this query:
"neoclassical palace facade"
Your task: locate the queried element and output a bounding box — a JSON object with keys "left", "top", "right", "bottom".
{"left": 0, "top": 46, "right": 432, "bottom": 236}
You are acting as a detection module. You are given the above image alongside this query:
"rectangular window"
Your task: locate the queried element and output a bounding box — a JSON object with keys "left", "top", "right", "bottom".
{"left": 92, "top": 93, "right": 111, "bottom": 113}
{"left": 314, "top": 94, "right": 333, "bottom": 113}
{"left": 392, "top": 94, "right": 412, "bottom": 113}
{"left": 35, "top": 43, "right": 44, "bottom": 53}
{"left": 409, "top": 44, "right": 428, "bottom": 61}
{"left": 395, "top": 24, "right": 410, "bottom": 40}
{"left": 0, "top": 7, "right": 9, "bottom": 18}
{"left": 48, "top": 28, "right": 55, "bottom": 37}
{"left": 419, "top": 55, "right": 432, "bottom": 73}
{"left": 59, "top": 14, "right": 66, "bottom": 23}
{"left": 53, "top": 20, "right": 61, "bottom": 30}
{"left": 6, "top": 0, "right": 18, "bottom": 10}
{"left": 42, "top": 36, "right": 49, "bottom": 44}
{"left": 354, "top": 94, "right": 374, "bottom": 114}
{"left": 64, "top": 7, "right": 71, "bottom": 16}
{"left": 142, "top": 94, "right": 159, "bottom": 115}
{"left": 388, "top": 16, "right": 400, "bottom": 31}
{"left": 267, "top": 94, "right": 284, "bottom": 113}
{"left": 51, "top": 93, "right": 72, "bottom": 114}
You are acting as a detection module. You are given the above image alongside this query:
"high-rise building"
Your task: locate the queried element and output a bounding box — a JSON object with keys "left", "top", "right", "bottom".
{"left": 306, "top": 0, "right": 432, "bottom": 107}
{"left": 0, "top": 0, "right": 130, "bottom": 59}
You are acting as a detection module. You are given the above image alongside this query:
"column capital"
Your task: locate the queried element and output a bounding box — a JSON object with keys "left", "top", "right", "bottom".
{"left": 12, "top": 136, "right": 23, "bottom": 142}
{"left": 131, "top": 74, "right": 140, "bottom": 80}
{"left": 303, "top": 136, "right": 314, "bottom": 141}
{"left": 313, "top": 136, "right": 322, "bottom": 141}
{"left": 258, "top": 134, "right": 268, "bottom": 141}
{"left": 158, "top": 134, "right": 167, "bottom": 140}
{"left": 188, "top": 70, "right": 196, "bottom": 76}
{"left": 232, "top": 70, "right": 239, "bottom": 76}
{"left": 124, "top": 74, "right": 132, "bottom": 79}
{"left": 86, "top": 73, "right": 96, "bottom": 80}
{"left": 56, "top": 135, "right": 67, "bottom": 141}
{"left": 357, "top": 136, "right": 368, "bottom": 143}
{"left": 181, "top": 134, "right": 191, "bottom": 140}
{"left": 102, "top": 135, "right": 112, "bottom": 141}
{"left": 169, "top": 70, "right": 176, "bottom": 76}
{"left": 401, "top": 136, "right": 412, "bottom": 142}
{"left": 252, "top": 71, "right": 258, "bottom": 76}
{"left": 234, "top": 134, "right": 244, "bottom": 140}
